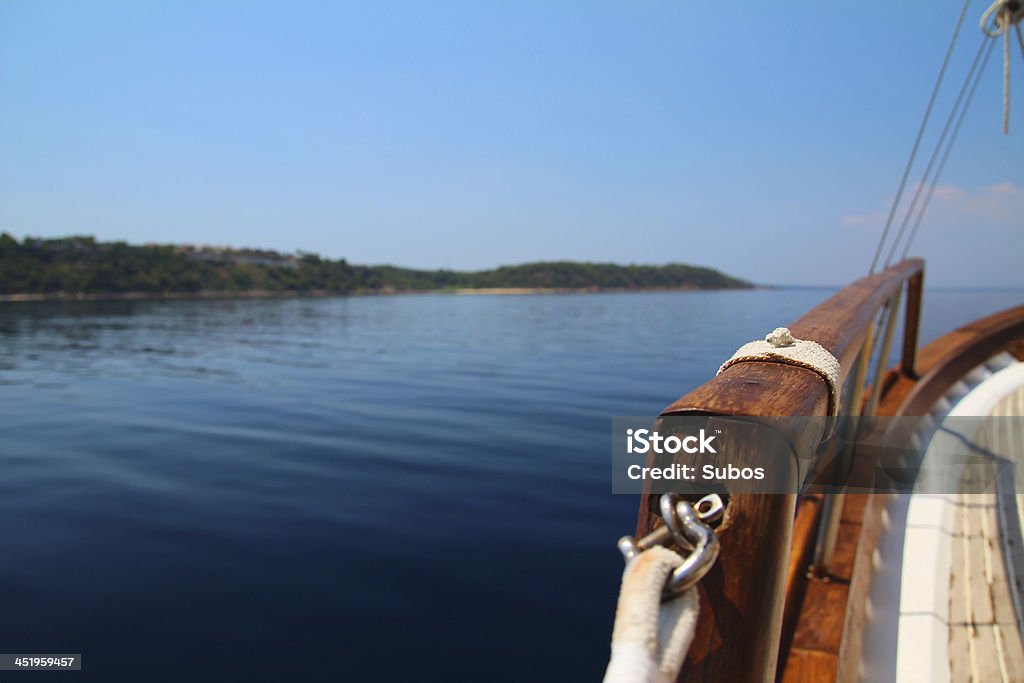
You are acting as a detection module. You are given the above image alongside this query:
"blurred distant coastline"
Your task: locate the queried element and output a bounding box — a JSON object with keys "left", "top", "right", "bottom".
{"left": 0, "top": 234, "right": 753, "bottom": 301}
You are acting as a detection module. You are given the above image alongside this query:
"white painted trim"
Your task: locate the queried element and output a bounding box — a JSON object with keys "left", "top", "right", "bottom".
{"left": 860, "top": 356, "right": 1024, "bottom": 682}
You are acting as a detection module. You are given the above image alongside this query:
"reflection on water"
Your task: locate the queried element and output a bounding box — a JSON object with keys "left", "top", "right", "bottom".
{"left": 0, "top": 288, "right": 1019, "bottom": 681}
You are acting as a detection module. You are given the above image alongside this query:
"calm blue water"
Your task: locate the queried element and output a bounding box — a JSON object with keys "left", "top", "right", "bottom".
{"left": 0, "top": 288, "right": 1020, "bottom": 682}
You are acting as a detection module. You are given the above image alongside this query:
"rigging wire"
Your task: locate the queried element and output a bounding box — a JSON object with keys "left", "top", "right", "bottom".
{"left": 901, "top": 35, "right": 998, "bottom": 260}
{"left": 1008, "top": 22, "right": 1024, "bottom": 133}
{"left": 883, "top": 35, "right": 993, "bottom": 267}
{"left": 869, "top": 0, "right": 973, "bottom": 275}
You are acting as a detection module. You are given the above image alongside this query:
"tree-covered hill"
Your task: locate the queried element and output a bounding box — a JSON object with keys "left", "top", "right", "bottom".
{"left": 0, "top": 234, "right": 752, "bottom": 297}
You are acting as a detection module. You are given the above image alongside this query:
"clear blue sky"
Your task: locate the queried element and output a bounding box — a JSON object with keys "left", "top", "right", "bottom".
{"left": 1, "top": 1, "right": 1021, "bottom": 286}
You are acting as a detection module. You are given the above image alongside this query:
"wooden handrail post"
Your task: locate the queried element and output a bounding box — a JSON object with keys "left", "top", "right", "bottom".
{"left": 636, "top": 418, "right": 800, "bottom": 682}
{"left": 901, "top": 269, "right": 924, "bottom": 377}
{"left": 864, "top": 292, "right": 902, "bottom": 418}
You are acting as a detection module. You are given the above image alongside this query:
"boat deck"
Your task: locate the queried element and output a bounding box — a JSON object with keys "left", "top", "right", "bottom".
{"left": 950, "top": 379, "right": 1024, "bottom": 682}
{"left": 950, "top": 492, "right": 1024, "bottom": 682}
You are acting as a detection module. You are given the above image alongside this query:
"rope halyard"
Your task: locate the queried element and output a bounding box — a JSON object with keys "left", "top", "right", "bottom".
{"left": 1006, "top": 15, "right": 1012, "bottom": 133}
{"left": 605, "top": 495, "right": 722, "bottom": 683}
{"left": 980, "top": 0, "right": 1024, "bottom": 37}
{"left": 603, "top": 547, "right": 700, "bottom": 683}
{"left": 980, "top": 0, "right": 1024, "bottom": 133}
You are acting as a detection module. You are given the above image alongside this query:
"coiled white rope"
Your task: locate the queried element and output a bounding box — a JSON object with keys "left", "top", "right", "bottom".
{"left": 718, "top": 327, "right": 841, "bottom": 418}
{"left": 980, "top": 0, "right": 1024, "bottom": 37}
{"left": 603, "top": 546, "right": 700, "bottom": 683}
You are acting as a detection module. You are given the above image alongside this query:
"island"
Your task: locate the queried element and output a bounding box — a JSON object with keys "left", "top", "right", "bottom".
{"left": 0, "top": 234, "right": 753, "bottom": 300}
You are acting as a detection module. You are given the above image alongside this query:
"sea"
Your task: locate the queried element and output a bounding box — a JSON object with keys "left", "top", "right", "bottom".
{"left": 0, "top": 287, "right": 1020, "bottom": 682}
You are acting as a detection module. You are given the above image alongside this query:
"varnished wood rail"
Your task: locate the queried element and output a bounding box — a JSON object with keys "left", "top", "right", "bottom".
{"left": 635, "top": 259, "right": 925, "bottom": 683}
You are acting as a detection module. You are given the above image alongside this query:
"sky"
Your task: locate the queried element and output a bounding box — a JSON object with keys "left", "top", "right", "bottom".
{"left": 1, "top": 1, "right": 1021, "bottom": 286}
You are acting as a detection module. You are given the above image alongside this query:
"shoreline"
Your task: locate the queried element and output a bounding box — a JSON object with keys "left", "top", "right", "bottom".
{"left": 0, "top": 285, "right": 761, "bottom": 303}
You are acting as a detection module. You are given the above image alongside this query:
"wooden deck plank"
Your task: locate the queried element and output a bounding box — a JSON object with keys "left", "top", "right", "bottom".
{"left": 790, "top": 581, "right": 848, "bottom": 653}
{"left": 780, "top": 495, "right": 823, "bottom": 663}
{"left": 951, "top": 501, "right": 970, "bottom": 626}
{"left": 949, "top": 492, "right": 1024, "bottom": 683}
{"left": 981, "top": 493, "right": 1024, "bottom": 682}
{"left": 836, "top": 493, "right": 891, "bottom": 682}
{"left": 827, "top": 519, "right": 862, "bottom": 584}
{"left": 985, "top": 500, "right": 1021, "bottom": 629}
{"left": 779, "top": 648, "right": 837, "bottom": 683}
{"left": 950, "top": 624, "right": 972, "bottom": 682}
{"left": 997, "top": 623, "right": 1024, "bottom": 683}
{"left": 840, "top": 493, "right": 867, "bottom": 523}
{"left": 966, "top": 506, "right": 996, "bottom": 626}
{"left": 971, "top": 625, "right": 1006, "bottom": 682}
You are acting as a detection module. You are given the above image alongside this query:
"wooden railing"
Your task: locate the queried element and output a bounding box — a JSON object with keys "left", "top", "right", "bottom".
{"left": 634, "top": 259, "right": 926, "bottom": 683}
{"left": 886, "top": 303, "right": 1024, "bottom": 417}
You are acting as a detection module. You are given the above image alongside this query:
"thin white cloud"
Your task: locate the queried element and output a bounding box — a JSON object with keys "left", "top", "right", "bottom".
{"left": 842, "top": 180, "right": 1023, "bottom": 229}
{"left": 841, "top": 211, "right": 885, "bottom": 228}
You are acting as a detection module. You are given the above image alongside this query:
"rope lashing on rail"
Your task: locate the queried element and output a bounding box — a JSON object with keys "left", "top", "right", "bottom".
{"left": 602, "top": 547, "right": 700, "bottom": 683}
{"left": 981, "top": 0, "right": 1024, "bottom": 133}
{"left": 718, "top": 327, "right": 841, "bottom": 419}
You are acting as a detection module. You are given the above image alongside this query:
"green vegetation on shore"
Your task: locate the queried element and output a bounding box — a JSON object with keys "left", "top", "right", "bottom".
{"left": 0, "top": 234, "right": 752, "bottom": 297}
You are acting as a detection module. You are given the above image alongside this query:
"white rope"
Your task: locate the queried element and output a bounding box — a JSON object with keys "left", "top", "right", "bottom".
{"left": 980, "top": 0, "right": 1024, "bottom": 37}
{"left": 980, "top": 0, "right": 1024, "bottom": 133}
{"left": 718, "top": 327, "right": 841, "bottom": 418}
{"left": 603, "top": 546, "right": 700, "bottom": 683}
{"left": 1006, "top": 20, "right": 1011, "bottom": 134}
